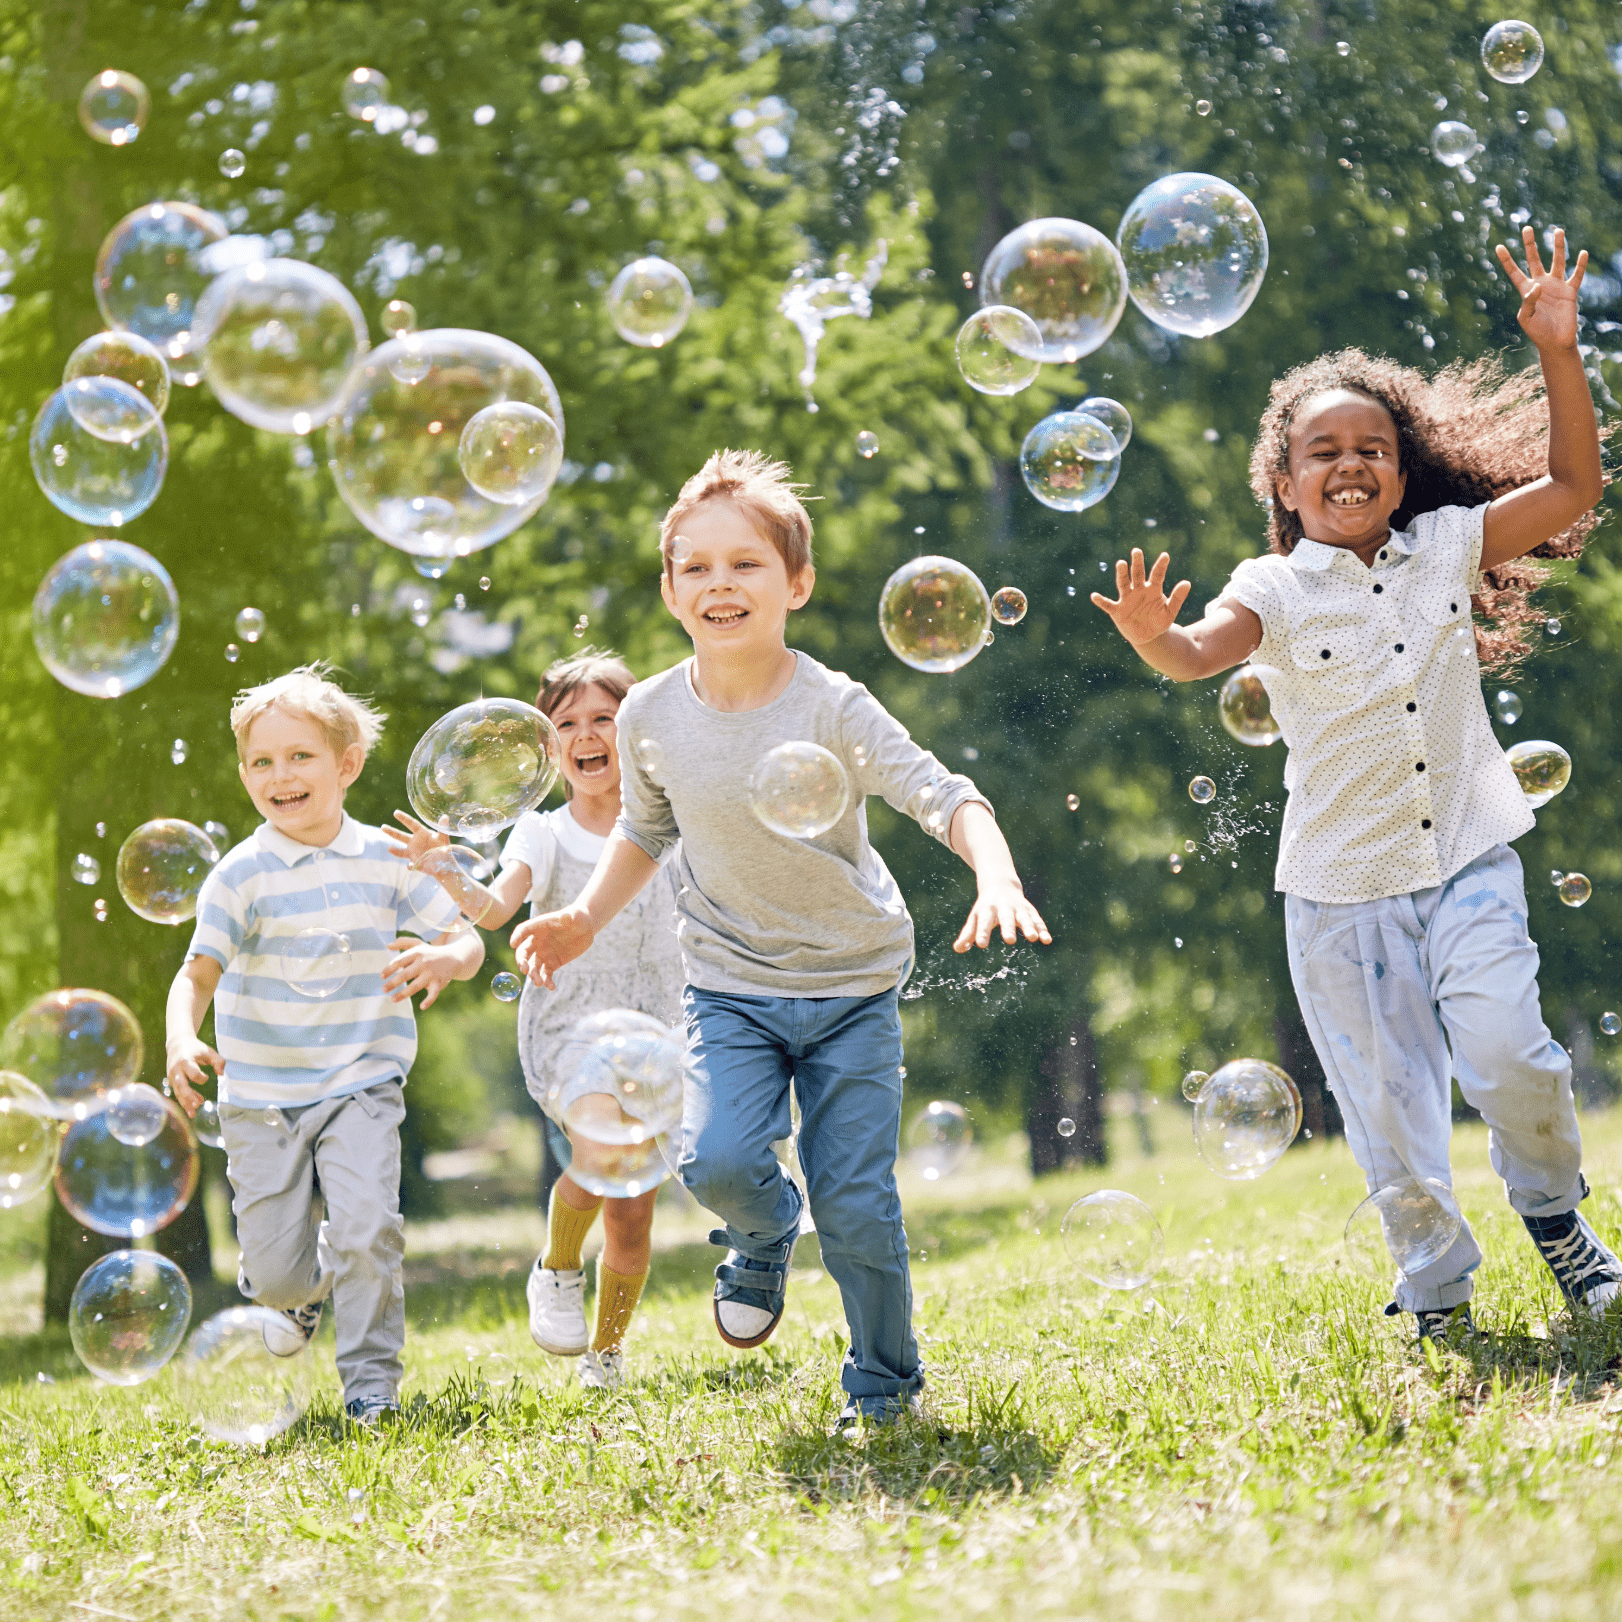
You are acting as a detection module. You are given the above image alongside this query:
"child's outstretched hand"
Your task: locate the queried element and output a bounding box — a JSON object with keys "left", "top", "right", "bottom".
{"left": 512, "top": 905, "right": 596, "bottom": 990}
{"left": 382, "top": 937, "right": 460, "bottom": 1007}
{"left": 1497, "top": 224, "right": 1586, "bottom": 351}
{"left": 1090, "top": 549, "right": 1192, "bottom": 647}
{"left": 164, "top": 1034, "right": 222, "bottom": 1116}
{"left": 953, "top": 879, "right": 1052, "bottom": 954}
{"left": 384, "top": 809, "right": 449, "bottom": 869}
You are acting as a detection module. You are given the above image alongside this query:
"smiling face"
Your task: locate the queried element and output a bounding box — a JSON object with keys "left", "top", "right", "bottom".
{"left": 547, "top": 681, "right": 624, "bottom": 800}
{"left": 1277, "top": 389, "right": 1408, "bottom": 555}
{"left": 238, "top": 705, "right": 364, "bottom": 846}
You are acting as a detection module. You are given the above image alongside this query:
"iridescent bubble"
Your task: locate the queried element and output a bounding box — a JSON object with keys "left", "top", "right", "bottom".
{"left": 1066, "top": 793, "right": 1081, "bottom": 811}
{"left": 479, "top": 576, "right": 491, "bottom": 591}
{"left": 195, "top": 259, "right": 369, "bottom": 435}
{"left": 193, "top": 1098, "right": 224, "bottom": 1148}
{"left": 407, "top": 698, "right": 561, "bottom": 839}
{"left": 1481, "top": 20, "right": 1543, "bottom": 83}
{"left": 1116, "top": 173, "right": 1269, "bottom": 338}
{"left": 388, "top": 337, "right": 433, "bottom": 387}
{"left": 991, "top": 586, "right": 1028, "bottom": 625}
{"left": 0, "top": 1071, "right": 59, "bottom": 1208}
{"left": 1559, "top": 873, "right": 1592, "bottom": 907}
{"left": 457, "top": 401, "right": 564, "bottom": 506}
{"left": 1018, "top": 411, "right": 1121, "bottom": 513}
{"left": 904, "top": 1100, "right": 972, "bottom": 1181}
{"left": 78, "top": 70, "right": 150, "bottom": 146}
{"left": 56, "top": 1093, "right": 199, "bottom": 1238}
{"left": 1168, "top": 852, "right": 1183, "bottom": 874}
{"left": 202, "top": 822, "right": 230, "bottom": 852}
{"left": 224, "top": 643, "right": 240, "bottom": 664}
{"left": 1061, "top": 1190, "right": 1164, "bottom": 1290}
{"left": 1076, "top": 396, "right": 1133, "bottom": 452}
{"left": 1344, "top": 1176, "right": 1463, "bottom": 1277}
{"left": 1546, "top": 617, "right": 1562, "bottom": 638}
{"left": 954, "top": 306, "right": 1043, "bottom": 395}
{"left": 1, "top": 989, "right": 143, "bottom": 1119}
{"left": 72, "top": 853, "right": 101, "bottom": 886}
{"left": 63, "top": 331, "right": 171, "bottom": 418}
{"left": 1431, "top": 121, "right": 1481, "bottom": 168}
{"left": 342, "top": 67, "right": 391, "bottom": 122}
{"left": 283, "top": 929, "right": 353, "bottom": 999}
{"left": 606, "top": 257, "right": 694, "bottom": 348}
{"left": 1601, "top": 1012, "right": 1620, "bottom": 1037}
{"left": 1188, "top": 775, "right": 1216, "bottom": 803}
{"left": 1191, "top": 1058, "right": 1301, "bottom": 1180}
{"left": 69, "top": 1250, "right": 192, "bottom": 1386}
{"left": 1195, "top": 99, "right": 1212, "bottom": 116}
{"left": 1505, "top": 739, "right": 1571, "bottom": 808}
{"left": 105, "top": 1084, "right": 169, "bottom": 1148}
{"left": 856, "top": 430, "right": 879, "bottom": 459}
{"left": 747, "top": 742, "right": 850, "bottom": 839}
{"left": 1057, "top": 1117, "right": 1076, "bottom": 1138}
{"left": 235, "top": 606, "right": 265, "bottom": 643}
{"left": 1493, "top": 689, "right": 1522, "bottom": 725}
{"left": 1180, "top": 1069, "right": 1210, "bottom": 1102}
{"left": 116, "top": 820, "right": 221, "bottom": 926}
{"left": 95, "top": 201, "right": 229, "bottom": 361}
{"left": 978, "top": 219, "right": 1127, "bottom": 362}
{"left": 330, "top": 329, "right": 566, "bottom": 561}
{"left": 879, "top": 556, "right": 993, "bottom": 674}
{"left": 1218, "top": 668, "right": 1280, "bottom": 746}
{"left": 218, "top": 148, "right": 246, "bottom": 179}
{"left": 1336, "top": 40, "right": 1351, "bottom": 56}
{"left": 30, "top": 382, "right": 168, "bottom": 525}
{"left": 491, "top": 972, "right": 522, "bottom": 1002}
{"left": 381, "top": 299, "right": 416, "bottom": 337}
{"left": 180, "top": 1306, "right": 314, "bottom": 1446}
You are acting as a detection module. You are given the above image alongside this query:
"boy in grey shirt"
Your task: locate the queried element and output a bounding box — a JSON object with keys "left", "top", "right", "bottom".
{"left": 513, "top": 449, "right": 1050, "bottom": 1428}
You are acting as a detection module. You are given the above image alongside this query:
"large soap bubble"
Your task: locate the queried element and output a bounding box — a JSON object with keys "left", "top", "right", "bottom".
{"left": 1019, "top": 411, "right": 1121, "bottom": 512}
{"left": 56, "top": 1093, "right": 199, "bottom": 1238}
{"left": 1218, "top": 668, "right": 1281, "bottom": 746}
{"left": 116, "top": 820, "right": 221, "bottom": 926}
{"left": 194, "top": 259, "right": 369, "bottom": 434}
{"left": 606, "top": 257, "right": 694, "bottom": 348}
{"left": 1344, "top": 1176, "right": 1464, "bottom": 1278}
{"left": 69, "top": 1249, "right": 192, "bottom": 1386}
{"left": 978, "top": 219, "right": 1127, "bottom": 362}
{"left": 1117, "top": 174, "right": 1269, "bottom": 339}
{"left": 329, "top": 329, "right": 566, "bottom": 562}
{"left": 904, "top": 1100, "right": 972, "bottom": 1181}
{"left": 457, "top": 401, "right": 564, "bottom": 506}
{"left": 748, "top": 742, "right": 850, "bottom": 839}
{"left": 1481, "top": 20, "right": 1543, "bottom": 83}
{"left": 1430, "top": 121, "right": 1481, "bottom": 169}
{"left": 105, "top": 1084, "right": 170, "bottom": 1147}
{"left": 31, "top": 540, "right": 179, "bottom": 699}
{"left": 283, "top": 929, "right": 354, "bottom": 1000}
{"left": 29, "top": 382, "right": 168, "bottom": 526}
{"left": 2, "top": 988, "right": 143, "bottom": 1119}
{"left": 1189, "top": 1059, "right": 1301, "bottom": 1179}
{"left": 1506, "top": 739, "right": 1570, "bottom": 808}
{"left": 954, "top": 306, "right": 1043, "bottom": 395}
{"left": 1061, "top": 1190, "right": 1164, "bottom": 1290}
{"left": 0, "top": 1071, "right": 59, "bottom": 1208}
{"left": 879, "top": 556, "right": 992, "bottom": 674}
{"left": 181, "top": 1306, "right": 315, "bottom": 1446}
{"left": 407, "top": 698, "right": 561, "bottom": 839}
{"left": 1077, "top": 396, "right": 1133, "bottom": 452}
{"left": 78, "top": 70, "right": 149, "bottom": 146}
{"left": 95, "top": 202, "right": 229, "bottom": 362}
{"left": 63, "top": 331, "right": 171, "bottom": 418}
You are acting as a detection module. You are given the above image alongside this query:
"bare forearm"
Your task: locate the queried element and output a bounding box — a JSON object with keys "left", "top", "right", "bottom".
{"left": 1540, "top": 342, "right": 1604, "bottom": 503}
{"left": 443, "top": 930, "right": 486, "bottom": 980}
{"left": 949, "top": 801, "right": 1019, "bottom": 882}
{"left": 578, "top": 831, "right": 660, "bottom": 930}
{"left": 1134, "top": 625, "right": 1228, "bottom": 682}
{"left": 164, "top": 963, "right": 218, "bottom": 1049}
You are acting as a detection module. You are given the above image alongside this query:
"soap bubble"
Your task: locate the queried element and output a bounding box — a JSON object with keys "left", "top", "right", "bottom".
{"left": 856, "top": 430, "right": 879, "bottom": 459}
{"left": 1505, "top": 739, "right": 1571, "bottom": 808}
{"left": 1061, "top": 1190, "right": 1164, "bottom": 1290}
{"left": 1116, "top": 173, "right": 1269, "bottom": 338}
{"left": 0, "top": 1071, "right": 59, "bottom": 1208}
{"left": 72, "top": 853, "right": 101, "bottom": 886}
{"left": 1481, "top": 20, "right": 1543, "bottom": 83}
{"left": 747, "top": 742, "right": 850, "bottom": 839}
{"left": 381, "top": 299, "right": 416, "bottom": 336}
{"left": 491, "top": 972, "right": 521, "bottom": 1002}
{"left": 1188, "top": 775, "right": 1216, "bottom": 803}
{"left": 408, "top": 596, "right": 432, "bottom": 628}
{"left": 224, "top": 643, "right": 240, "bottom": 663}
{"left": 1066, "top": 793, "right": 1081, "bottom": 811}
{"left": 329, "top": 328, "right": 566, "bottom": 562}
{"left": 991, "top": 586, "right": 1028, "bottom": 625}
{"left": 1344, "top": 1177, "right": 1463, "bottom": 1277}
{"left": 388, "top": 338, "right": 433, "bottom": 386}
{"left": 1546, "top": 617, "right": 1563, "bottom": 638}
{"left": 1191, "top": 1058, "right": 1301, "bottom": 1180}
{"left": 1493, "top": 689, "right": 1522, "bottom": 725}
{"left": 1057, "top": 1117, "right": 1076, "bottom": 1138}
{"left": 218, "top": 147, "right": 246, "bottom": 179}
{"left": 343, "top": 67, "right": 391, "bottom": 122}
{"left": 1168, "top": 852, "right": 1183, "bottom": 873}
{"left": 203, "top": 821, "right": 230, "bottom": 849}
{"left": 95, "top": 202, "right": 229, "bottom": 361}
{"left": 56, "top": 1094, "right": 199, "bottom": 1238}
{"left": 879, "top": 556, "right": 992, "bottom": 674}
{"left": 1019, "top": 411, "right": 1121, "bottom": 513}
{"left": 1336, "top": 41, "right": 1351, "bottom": 55}
{"left": 1558, "top": 873, "right": 1592, "bottom": 907}
{"left": 953, "top": 306, "right": 1043, "bottom": 394}
{"left": 457, "top": 401, "right": 564, "bottom": 506}
{"left": 632, "top": 737, "right": 663, "bottom": 778}
{"left": 116, "top": 820, "right": 220, "bottom": 926}
{"left": 78, "top": 70, "right": 149, "bottom": 146}
{"left": 1180, "top": 1069, "right": 1210, "bottom": 1102}
{"left": 2, "top": 989, "right": 143, "bottom": 1119}
{"left": 181, "top": 1306, "right": 314, "bottom": 1446}
{"left": 193, "top": 1099, "right": 224, "bottom": 1148}
{"left": 978, "top": 219, "right": 1127, "bottom": 362}
{"left": 170, "top": 738, "right": 188, "bottom": 766}
{"left": 904, "top": 1100, "right": 972, "bottom": 1181}
{"left": 69, "top": 1250, "right": 192, "bottom": 1385}
{"left": 234, "top": 606, "right": 265, "bottom": 643}
{"left": 606, "top": 257, "right": 694, "bottom": 348}
{"left": 195, "top": 260, "right": 369, "bottom": 435}
{"left": 1601, "top": 1013, "right": 1620, "bottom": 1037}
{"left": 1431, "top": 121, "right": 1481, "bottom": 168}
{"left": 407, "top": 698, "right": 561, "bottom": 839}
{"left": 1076, "top": 396, "right": 1133, "bottom": 452}
{"left": 1218, "top": 669, "right": 1280, "bottom": 746}
{"left": 63, "top": 331, "right": 171, "bottom": 418}
{"left": 30, "top": 382, "right": 168, "bottom": 525}
{"left": 105, "top": 1084, "right": 169, "bottom": 1148}
{"left": 283, "top": 930, "right": 353, "bottom": 1000}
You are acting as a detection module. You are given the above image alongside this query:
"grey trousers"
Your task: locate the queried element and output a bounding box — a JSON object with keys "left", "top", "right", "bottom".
{"left": 220, "top": 1081, "right": 407, "bottom": 1404}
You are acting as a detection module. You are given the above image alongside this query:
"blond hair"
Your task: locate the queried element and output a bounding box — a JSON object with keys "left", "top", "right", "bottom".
{"left": 231, "top": 661, "right": 385, "bottom": 762}
{"left": 659, "top": 449, "right": 813, "bottom": 580}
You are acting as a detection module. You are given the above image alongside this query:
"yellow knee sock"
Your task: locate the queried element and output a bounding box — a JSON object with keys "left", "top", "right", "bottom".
{"left": 543, "top": 1188, "right": 600, "bottom": 1272}
{"left": 592, "top": 1264, "right": 649, "bottom": 1353}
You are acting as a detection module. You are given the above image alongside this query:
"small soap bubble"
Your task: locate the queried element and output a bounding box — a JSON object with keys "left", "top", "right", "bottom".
{"left": 30, "top": 382, "right": 168, "bottom": 526}
{"left": 633, "top": 736, "right": 663, "bottom": 777}
{"left": 387, "top": 337, "right": 433, "bottom": 386}
{"left": 78, "top": 70, "right": 150, "bottom": 146}
{"left": 105, "top": 1084, "right": 169, "bottom": 1148}
{"left": 72, "top": 853, "right": 101, "bottom": 886}
{"left": 1601, "top": 1012, "right": 1620, "bottom": 1037}
{"left": 193, "top": 1098, "right": 224, "bottom": 1148}
{"left": 856, "top": 430, "right": 879, "bottom": 459}
{"left": 63, "top": 331, "right": 171, "bottom": 418}
{"left": 408, "top": 698, "right": 561, "bottom": 839}
{"left": 748, "top": 742, "right": 850, "bottom": 839}
{"left": 343, "top": 67, "right": 391, "bottom": 122}
{"left": 218, "top": 148, "right": 246, "bottom": 179}
{"left": 381, "top": 299, "right": 416, "bottom": 337}
{"left": 454, "top": 592, "right": 466, "bottom": 611}
{"left": 478, "top": 576, "right": 491, "bottom": 591}
{"left": 116, "top": 820, "right": 220, "bottom": 926}
{"left": 1551, "top": 869, "right": 1565, "bottom": 886}
{"left": 1181, "top": 1070, "right": 1210, "bottom": 1102}
{"left": 283, "top": 930, "right": 353, "bottom": 999}
{"left": 1431, "top": 121, "right": 1481, "bottom": 168}
{"left": 1076, "top": 396, "right": 1133, "bottom": 452}
{"left": 1481, "top": 20, "right": 1543, "bottom": 84}
{"left": 1546, "top": 617, "right": 1562, "bottom": 637}
{"left": 1057, "top": 1117, "right": 1076, "bottom": 1138}
{"left": 1218, "top": 669, "right": 1280, "bottom": 746}
{"left": 491, "top": 971, "right": 522, "bottom": 1002}
{"left": 904, "top": 1100, "right": 972, "bottom": 1181}
{"left": 1061, "top": 1190, "right": 1163, "bottom": 1290}
{"left": 1066, "top": 793, "right": 1080, "bottom": 811}
{"left": 68, "top": 1250, "right": 192, "bottom": 1385}
{"left": 1191, "top": 1058, "right": 1300, "bottom": 1179}
{"left": 979, "top": 222, "right": 1126, "bottom": 362}
{"left": 56, "top": 1094, "right": 198, "bottom": 1238}
{"left": 1493, "top": 689, "right": 1522, "bottom": 725}
{"left": 93, "top": 899, "right": 108, "bottom": 923}
{"left": 415, "top": 558, "right": 449, "bottom": 581}
{"left": 1168, "top": 852, "right": 1183, "bottom": 874}
{"left": 879, "top": 556, "right": 992, "bottom": 674}
{"left": 1019, "top": 411, "right": 1121, "bottom": 512}
{"left": 94, "top": 201, "right": 228, "bottom": 362}
{"left": 458, "top": 401, "right": 564, "bottom": 506}
{"left": 1344, "top": 1176, "right": 1463, "bottom": 1277}
{"left": 235, "top": 606, "right": 266, "bottom": 643}
{"left": 1558, "top": 873, "right": 1592, "bottom": 908}
{"left": 1188, "top": 776, "right": 1216, "bottom": 804}
{"left": 606, "top": 257, "right": 694, "bottom": 347}
{"left": 169, "top": 739, "right": 188, "bottom": 766}
{"left": 954, "top": 306, "right": 1043, "bottom": 394}
{"left": 0, "top": 1070, "right": 59, "bottom": 1208}
{"left": 179, "top": 1306, "right": 314, "bottom": 1447}
{"left": 263, "top": 1108, "right": 280, "bottom": 1127}
{"left": 1335, "top": 40, "right": 1351, "bottom": 56}
{"left": 1505, "top": 739, "right": 1571, "bottom": 808}
{"left": 1195, "top": 99, "right": 1212, "bottom": 115}
{"left": 991, "top": 586, "right": 1028, "bottom": 625}
{"left": 408, "top": 596, "right": 432, "bottom": 628}
{"left": 1184, "top": 839, "right": 1197, "bottom": 853}
{"left": 224, "top": 643, "right": 240, "bottom": 663}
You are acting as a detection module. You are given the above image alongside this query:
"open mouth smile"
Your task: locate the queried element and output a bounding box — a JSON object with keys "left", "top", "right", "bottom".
{"left": 270, "top": 790, "right": 311, "bottom": 809}
{"left": 573, "top": 751, "right": 610, "bottom": 777}
{"left": 703, "top": 606, "right": 747, "bottom": 626}
{"left": 1327, "top": 488, "right": 1373, "bottom": 508}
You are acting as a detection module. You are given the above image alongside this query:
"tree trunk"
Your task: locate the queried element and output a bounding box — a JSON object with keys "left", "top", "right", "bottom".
{"left": 1273, "top": 1013, "right": 1343, "bottom": 1144}
{"left": 1029, "top": 1012, "right": 1106, "bottom": 1173}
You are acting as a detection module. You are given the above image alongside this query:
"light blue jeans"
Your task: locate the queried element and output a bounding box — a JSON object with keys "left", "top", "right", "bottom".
{"left": 679, "top": 984, "right": 922, "bottom": 1411}
{"left": 1286, "top": 843, "right": 1585, "bottom": 1311}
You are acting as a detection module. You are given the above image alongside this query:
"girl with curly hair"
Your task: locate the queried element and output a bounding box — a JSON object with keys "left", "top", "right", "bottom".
{"left": 1093, "top": 226, "right": 1617, "bottom": 1342}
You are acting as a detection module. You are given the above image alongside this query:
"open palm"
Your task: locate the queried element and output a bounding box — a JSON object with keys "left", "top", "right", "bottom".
{"left": 1090, "top": 548, "right": 1192, "bottom": 648}
{"left": 1496, "top": 224, "right": 1586, "bottom": 350}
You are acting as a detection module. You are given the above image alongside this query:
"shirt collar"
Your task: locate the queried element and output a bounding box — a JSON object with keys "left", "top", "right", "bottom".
{"left": 1289, "top": 527, "right": 1414, "bottom": 571}
{"left": 254, "top": 811, "right": 366, "bottom": 866}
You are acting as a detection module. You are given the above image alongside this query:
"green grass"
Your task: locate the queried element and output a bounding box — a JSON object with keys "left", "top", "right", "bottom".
{"left": 6, "top": 1111, "right": 1622, "bottom": 1621}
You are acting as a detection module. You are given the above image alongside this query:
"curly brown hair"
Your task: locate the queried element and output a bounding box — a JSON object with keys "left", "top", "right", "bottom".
{"left": 1247, "top": 347, "right": 1606, "bottom": 673}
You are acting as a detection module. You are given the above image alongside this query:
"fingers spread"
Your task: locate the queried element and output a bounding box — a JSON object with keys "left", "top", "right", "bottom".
{"left": 1167, "top": 579, "right": 1193, "bottom": 615}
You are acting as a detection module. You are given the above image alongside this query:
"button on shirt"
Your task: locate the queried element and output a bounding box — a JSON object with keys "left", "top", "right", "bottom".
{"left": 1215, "top": 502, "right": 1533, "bottom": 904}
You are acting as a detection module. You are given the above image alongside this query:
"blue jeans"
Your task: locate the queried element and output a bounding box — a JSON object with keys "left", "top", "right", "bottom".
{"left": 680, "top": 984, "right": 922, "bottom": 1411}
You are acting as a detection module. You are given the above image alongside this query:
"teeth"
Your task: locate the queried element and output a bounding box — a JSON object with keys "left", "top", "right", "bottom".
{"left": 1329, "top": 490, "right": 1370, "bottom": 506}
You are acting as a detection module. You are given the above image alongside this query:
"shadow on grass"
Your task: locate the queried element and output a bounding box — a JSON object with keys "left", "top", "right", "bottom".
{"left": 1432, "top": 1305, "right": 1622, "bottom": 1403}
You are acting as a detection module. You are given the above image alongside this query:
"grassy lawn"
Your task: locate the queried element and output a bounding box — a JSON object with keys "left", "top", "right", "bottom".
{"left": 5, "top": 1106, "right": 1622, "bottom": 1621}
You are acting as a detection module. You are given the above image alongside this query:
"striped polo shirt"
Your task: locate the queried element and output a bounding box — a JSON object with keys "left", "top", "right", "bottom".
{"left": 186, "top": 814, "right": 463, "bottom": 1107}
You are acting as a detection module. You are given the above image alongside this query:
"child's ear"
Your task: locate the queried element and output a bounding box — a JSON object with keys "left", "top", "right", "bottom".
{"left": 337, "top": 743, "right": 366, "bottom": 790}
{"left": 659, "top": 571, "right": 680, "bottom": 618}
{"left": 1274, "top": 474, "right": 1298, "bottom": 515}
{"left": 788, "top": 563, "right": 815, "bottom": 610}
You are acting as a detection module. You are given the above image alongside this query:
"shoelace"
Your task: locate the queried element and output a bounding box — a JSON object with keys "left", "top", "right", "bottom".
{"left": 1533, "top": 1220, "right": 1617, "bottom": 1295}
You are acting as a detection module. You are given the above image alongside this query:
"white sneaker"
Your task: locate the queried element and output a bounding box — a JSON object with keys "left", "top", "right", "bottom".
{"left": 577, "top": 1348, "right": 626, "bottom": 1389}
{"left": 527, "top": 1261, "right": 588, "bottom": 1355}
{"left": 262, "top": 1297, "right": 324, "bottom": 1357}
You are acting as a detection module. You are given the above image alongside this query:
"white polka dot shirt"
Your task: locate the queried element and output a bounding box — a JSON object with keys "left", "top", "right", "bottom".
{"left": 1214, "top": 503, "right": 1535, "bottom": 903}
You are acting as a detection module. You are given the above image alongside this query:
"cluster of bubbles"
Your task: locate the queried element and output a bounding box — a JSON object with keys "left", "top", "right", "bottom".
{"left": 747, "top": 742, "right": 850, "bottom": 839}
{"left": 1505, "top": 739, "right": 1571, "bottom": 808}
{"left": 904, "top": 1100, "right": 972, "bottom": 1180}
{"left": 115, "top": 819, "right": 221, "bottom": 925}
{"left": 1182, "top": 1060, "right": 1301, "bottom": 1180}
{"left": 407, "top": 699, "right": 561, "bottom": 839}
{"left": 879, "top": 556, "right": 993, "bottom": 674}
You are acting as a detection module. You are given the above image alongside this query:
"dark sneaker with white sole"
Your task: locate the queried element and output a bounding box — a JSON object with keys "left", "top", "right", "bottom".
{"left": 832, "top": 1394, "right": 922, "bottom": 1435}
{"left": 262, "top": 1297, "right": 324, "bottom": 1357}
{"left": 344, "top": 1395, "right": 400, "bottom": 1427}
{"left": 710, "top": 1228, "right": 794, "bottom": 1349}
{"left": 1522, "top": 1208, "right": 1622, "bottom": 1318}
{"left": 1410, "top": 1303, "right": 1476, "bottom": 1344}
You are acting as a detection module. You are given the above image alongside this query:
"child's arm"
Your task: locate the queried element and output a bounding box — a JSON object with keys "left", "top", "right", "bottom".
{"left": 1482, "top": 225, "right": 1605, "bottom": 570}
{"left": 385, "top": 811, "right": 532, "bottom": 929}
{"left": 164, "top": 956, "right": 224, "bottom": 1117}
{"left": 382, "top": 927, "right": 485, "bottom": 1009}
{"left": 510, "top": 831, "right": 660, "bottom": 990}
{"left": 947, "top": 802, "right": 1053, "bottom": 953}
{"left": 1091, "top": 547, "right": 1263, "bottom": 680}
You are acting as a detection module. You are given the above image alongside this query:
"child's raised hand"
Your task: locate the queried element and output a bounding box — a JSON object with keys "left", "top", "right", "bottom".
{"left": 382, "top": 937, "right": 458, "bottom": 1007}
{"left": 384, "top": 810, "right": 449, "bottom": 869}
{"left": 1497, "top": 224, "right": 1586, "bottom": 351}
{"left": 163, "top": 1035, "right": 222, "bottom": 1115}
{"left": 1090, "top": 549, "right": 1192, "bottom": 648}
{"left": 511, "top": 905, "right": 595, "bottom": 990}
{"left": 952, "top": 878, "right": 1052, "bottom": 954}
